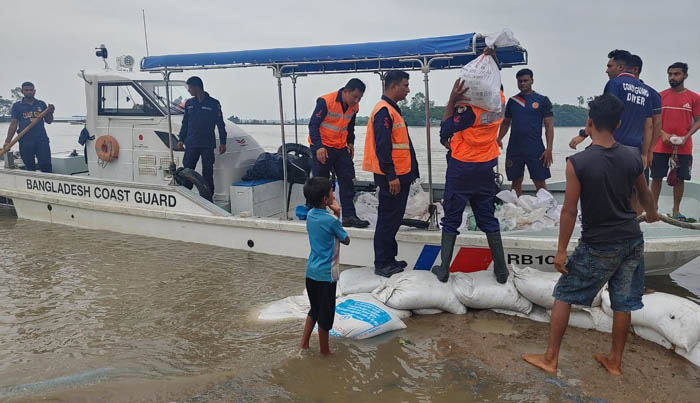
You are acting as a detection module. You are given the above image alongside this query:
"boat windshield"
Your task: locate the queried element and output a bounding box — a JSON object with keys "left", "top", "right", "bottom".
{"left": 137, "top": 80, "right": 189, "bottom": 115}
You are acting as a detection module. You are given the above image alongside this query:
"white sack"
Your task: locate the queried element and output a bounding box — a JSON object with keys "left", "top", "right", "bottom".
{"left": 676, "top": 344, "right": 700, "bottom": 367}
{"left": 485, "top": 28, "right": 521, "bottom": 48}
{"left": 329, "top": 295, "right": 406, "bottom": 339}
{"left": 512, "top": 266, "right": 601, "bottom": 309}
{"left": 545, "top": 307, "right": 610, "bottom": 331}
{"left": 451, "top": 271, "right": 532, "bottom": 314}
{"left": 492, "top": 305, "right": 550, "bottom": 323}
{"left": 413, "top": 308, "right": 444, "bottom": 315}
{"left": 602, "top": 290, "right": 700, "bottom": 351}
{"left": 257, "top": 295, "right": 309, "bottom": 321}
{"left": 339, "top": 293, "right": 411, "bottom": 319}
{"left": 337, "top": 267, "right": 386, "bottom": 296}
{"left": 458, "top": 55, "right": 502, "bottom": 112}
{"left": 632, "top": 326, "right": 674, "bottom": 350}
{"left": 372, "top": 270, "right": 467, "bottom": 314}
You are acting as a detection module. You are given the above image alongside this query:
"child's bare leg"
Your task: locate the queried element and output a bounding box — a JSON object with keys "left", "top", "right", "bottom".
{"left": 318, "top": 327, "right": 332, "bottom": 355}
{"left": 594, "top": 311, "right": 630, "bottom": 375}
{"left": 522, "top": 300, "right": 571, "bottom": 373}
{"left": 300, "top": 315, "right": 315, "bottom": 351}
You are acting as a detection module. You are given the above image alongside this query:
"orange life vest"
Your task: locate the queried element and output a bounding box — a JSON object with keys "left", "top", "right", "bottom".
{"left": 450, "top": 91, "right": 506, "bottom": 163}
{"left": 308, "top": 91, "right": 358, "bottom": 149}
{"left": 362, "top": 99, "right": 412, "bottom": 176}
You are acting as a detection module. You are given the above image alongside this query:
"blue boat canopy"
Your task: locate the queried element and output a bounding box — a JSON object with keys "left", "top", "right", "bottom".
{"left": 140, "top": 33, "right": 527, "bottom": 74}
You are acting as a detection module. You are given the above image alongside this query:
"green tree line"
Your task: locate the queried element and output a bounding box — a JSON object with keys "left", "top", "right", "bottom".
{"left": 228, "top": 92, "right": 591, "bottom": 128}
{"left": 0, "top": 87, "right": 23, "bottom": 119}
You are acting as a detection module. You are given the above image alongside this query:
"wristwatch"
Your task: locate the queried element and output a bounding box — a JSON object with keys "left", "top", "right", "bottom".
{"left": 578, "top": 128, "right": 588, "bottom": 138}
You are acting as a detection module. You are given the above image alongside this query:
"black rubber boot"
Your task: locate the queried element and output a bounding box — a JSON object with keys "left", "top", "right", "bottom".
{"left": 432, "top": 232, "right": 456, "bottom": 283}
{"left": 486, "top": 231, "right": 509, "bottom": 284}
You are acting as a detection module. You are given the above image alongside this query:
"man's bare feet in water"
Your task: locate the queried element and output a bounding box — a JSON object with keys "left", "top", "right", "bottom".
{"left": 522, "top": 353, "right": 557, "bottom": 374}
{"left": 593, "top": 353, "right": 622, "bottom": 375}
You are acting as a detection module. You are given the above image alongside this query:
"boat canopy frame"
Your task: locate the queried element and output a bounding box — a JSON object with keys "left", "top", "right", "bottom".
{"left": 141, "top": 33, "right": 528, "bottom": 222}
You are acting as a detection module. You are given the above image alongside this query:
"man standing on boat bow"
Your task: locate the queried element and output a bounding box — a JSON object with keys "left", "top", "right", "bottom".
{"left": 177, "top": 76, "right": 227, "bottom": 195}
{"left": 4, "top": 82, "right": 55, "bottom": 172}
{"left": 308, "top": 79, "right": 370, "bottom": 228}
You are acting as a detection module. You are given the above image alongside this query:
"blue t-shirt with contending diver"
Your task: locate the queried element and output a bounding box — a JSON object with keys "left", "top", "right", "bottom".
{"left": 603, "top": 73, "right": 653, "bottom": 150}
{"left": 504, "top": 92, "right": 553, "bottom": 157}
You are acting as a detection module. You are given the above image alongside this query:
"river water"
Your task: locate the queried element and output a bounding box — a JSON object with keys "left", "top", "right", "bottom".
{"left": 1, "top": 123, "right": 699, "bottom": 401}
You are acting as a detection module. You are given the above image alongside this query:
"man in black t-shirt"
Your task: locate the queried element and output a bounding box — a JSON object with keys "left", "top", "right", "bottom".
{"left": 522, "top": 95, "right": 659, "bottom": 376}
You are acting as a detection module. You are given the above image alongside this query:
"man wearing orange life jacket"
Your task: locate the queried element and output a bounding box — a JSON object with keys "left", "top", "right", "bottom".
{"left": 362, "top": 71, "right": 419, "bottom": 277}
{"left": 431, "top": 52, "right": 510, "bottom": 284}
{"left": 308, "top": 79, "right": 370, "bottom": 228}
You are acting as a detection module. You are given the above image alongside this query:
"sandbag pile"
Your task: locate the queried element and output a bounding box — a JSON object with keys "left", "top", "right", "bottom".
{"left": 511, "top": 265, "right": 700, "bottom": 366}
{"left": 255, "top": 265, "right": 700, "bottom": 367}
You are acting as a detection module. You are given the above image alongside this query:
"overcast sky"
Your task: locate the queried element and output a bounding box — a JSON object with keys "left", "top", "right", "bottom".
{"left": 3, "top": 0, "right": 699, "bottom": 120}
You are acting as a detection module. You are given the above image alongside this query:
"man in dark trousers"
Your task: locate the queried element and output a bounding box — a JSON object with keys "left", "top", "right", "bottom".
{"left": 4, "top": 82, "right": 55, "bottom": 172}
{"left": 177, "top": 76, "right": 227, "bottom": 195}
{"left": 523, "top": 94, "right": 659, "bottom": 376}
{"left": 431, "top": 48, "right": 510, "bottom": 284}
{"left": 308, "top": 78, "right": 370, "bottom": 228}
{"left": 362, "top": 71, "right": 419, "bottom": 277}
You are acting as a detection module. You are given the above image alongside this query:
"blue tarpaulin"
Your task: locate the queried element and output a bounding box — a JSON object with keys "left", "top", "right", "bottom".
{"left": 140, "top": 33, "right": 526, "bottom": 74}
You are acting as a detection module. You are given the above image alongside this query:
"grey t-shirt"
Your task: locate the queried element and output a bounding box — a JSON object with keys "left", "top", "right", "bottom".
{"left": 568, "top": 143, "right": 643, "bottom": 243}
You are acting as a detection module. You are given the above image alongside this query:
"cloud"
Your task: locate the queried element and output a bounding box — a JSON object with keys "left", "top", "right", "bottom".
{"left": 2, "top": 0, "right": 698, "bottom": 120}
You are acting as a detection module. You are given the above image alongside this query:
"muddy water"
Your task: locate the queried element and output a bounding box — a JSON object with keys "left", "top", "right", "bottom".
{"left": 0, "top": 208, "right": 547, "bottom": 401}
{"left": 2, "top": 122, "right": 700, "bottom": 401}
{"left": 1, "top": 207, "right": 699, "bottom": 402}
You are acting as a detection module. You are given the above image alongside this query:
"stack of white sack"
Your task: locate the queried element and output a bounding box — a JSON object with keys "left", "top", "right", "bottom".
{"left": 493, "top": 189, "right": 565, "bottom": 232}
{"left": 506, "top": 265, "right": 700, "bottom": 367}
{"left": 501, "top": 265, "right": 611, "bottom": 332}
{"left": 601, "top": 289, "right": 700, "bottom": 366}
{"left": 354, "top": 179, "right": 430, "bottom": 229}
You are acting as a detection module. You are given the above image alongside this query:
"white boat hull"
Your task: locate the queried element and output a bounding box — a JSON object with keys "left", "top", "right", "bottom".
{"left": 2, "top": 170, "right": 699, "bottom": 276}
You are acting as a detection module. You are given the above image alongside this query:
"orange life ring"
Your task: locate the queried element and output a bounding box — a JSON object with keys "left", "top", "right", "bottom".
{"left": 95, "top": 135, "right": 119, "bottom": 162}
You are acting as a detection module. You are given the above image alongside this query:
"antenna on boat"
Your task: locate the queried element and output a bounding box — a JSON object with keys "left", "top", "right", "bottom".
{"left": 142, "top": 9, "right": 150, "bottom": 57}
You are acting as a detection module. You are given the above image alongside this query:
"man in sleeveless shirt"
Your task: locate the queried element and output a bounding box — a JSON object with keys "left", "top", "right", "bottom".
{"left": 523, "top": 95, "right": 659, "bottom": 376}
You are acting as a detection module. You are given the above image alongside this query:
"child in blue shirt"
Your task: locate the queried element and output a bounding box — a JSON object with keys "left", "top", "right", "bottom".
{"left": 299, "top": 177, "right": 350, "bottom": 355}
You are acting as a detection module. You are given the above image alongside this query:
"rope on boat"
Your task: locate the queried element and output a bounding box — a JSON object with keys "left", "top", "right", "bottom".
{"left": 637, "top": 213, "right": 700, "bottom": 230}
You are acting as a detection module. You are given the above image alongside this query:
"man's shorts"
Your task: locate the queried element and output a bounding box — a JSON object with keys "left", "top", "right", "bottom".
{"left": 505, "top": 154, "right": 551, "bottom": 181}
{"left": 305, "top": 277, "right": 337, "bottom": 331}
{"left": 553, "top": 236, "right": 644, "bottom": 312}
{"left": 651, "top": 152, "right": 692, "bottom": 181}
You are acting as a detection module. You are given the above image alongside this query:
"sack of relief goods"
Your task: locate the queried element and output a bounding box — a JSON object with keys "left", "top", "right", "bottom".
{"left": 372, "top": 270, "right": 467, "bottom": 314}
{"left": 328, "top": 294, "right": 407, "bottom": 339}
{"left": 451, "top": 271, "right": 532, "bottom": 314}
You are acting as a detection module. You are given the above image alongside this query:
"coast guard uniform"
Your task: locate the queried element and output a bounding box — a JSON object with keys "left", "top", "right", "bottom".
{"left": 178, "top": 92, "right": 227, "bottom": 193}
{"left": 308, "top": 89, "right": 361, "bottom": 221}
{"left": 432, "top": 92, "right": 510, "bottom": 283}
{"left": 362, "top": 95, "right": 419, "bottom": 276}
